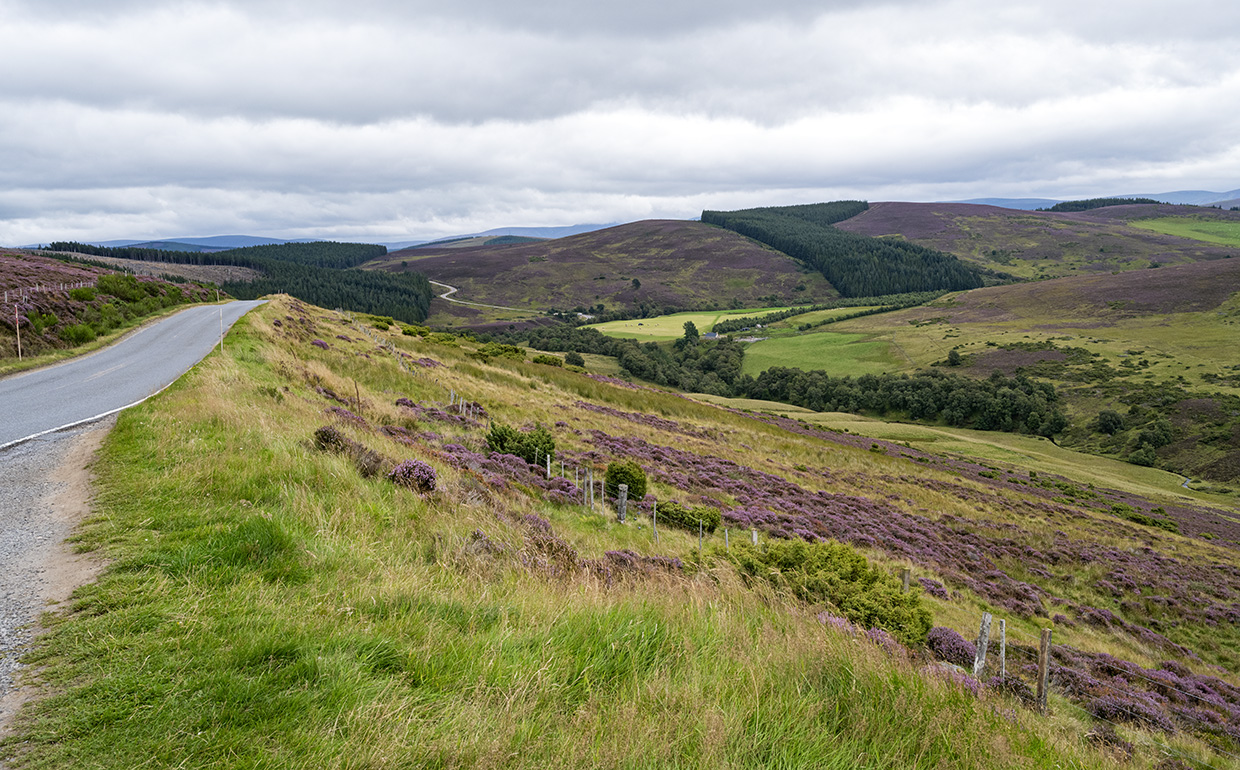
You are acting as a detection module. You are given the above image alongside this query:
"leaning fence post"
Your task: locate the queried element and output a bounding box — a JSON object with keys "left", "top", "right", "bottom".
{"left": 617, "top": 483, "right": 628, "bottom": 523}
{"left": 901, "top": 567, "right": 911, "bottom": 593}
{"left": 999, "top": 619, "right": 1007, "bottom": 679}
{"left": 973, "top": 612, "right": 992, "bottom": 679}
{"left": 1037, "top": 628, "right": 1053, "bottom": 715}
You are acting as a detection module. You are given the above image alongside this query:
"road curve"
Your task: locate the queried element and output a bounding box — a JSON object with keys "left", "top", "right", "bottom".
{"left": 428, "top": 280, "right": 526, "bottom": 311}
{"left": 0, "top": 300, "right": 265, "bottom": 450}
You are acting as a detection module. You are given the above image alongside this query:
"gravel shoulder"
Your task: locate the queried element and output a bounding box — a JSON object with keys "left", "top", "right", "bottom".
{"left": 0, "top": 420, "right": 112, "bottom": 739}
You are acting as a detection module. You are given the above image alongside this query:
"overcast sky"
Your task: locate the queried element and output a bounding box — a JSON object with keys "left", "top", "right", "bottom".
{"left": 3, "top": 0, "right": 1239, "bottom": 244}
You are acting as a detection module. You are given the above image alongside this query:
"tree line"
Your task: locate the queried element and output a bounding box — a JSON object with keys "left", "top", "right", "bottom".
{"left": 495, "top": 324, "right": 1068, "bottom": 437}
{"left": 700, "top": 202, "right": 985, "bottom": 297}
{"left": 42, "top": 241, "right": 432, "bottom": 323}
{"left": 1039, "top": 198, "right": 1161, "bottom": 212}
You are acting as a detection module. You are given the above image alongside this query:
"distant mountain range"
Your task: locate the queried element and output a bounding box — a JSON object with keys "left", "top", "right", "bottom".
{"left": 956, "top": 188, "right": 1240, "bottom": 210}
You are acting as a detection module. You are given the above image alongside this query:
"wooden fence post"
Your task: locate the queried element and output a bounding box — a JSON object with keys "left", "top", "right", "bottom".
{"left": 617, "top": 484, "right": 628, "bottom": 523}
{"left": 652, "top": 502, "right": 658, "bottom": 543}
{"left": 973, "top": 612, "right": 992, "bottom": 679}
{"left": 1037, "top": 628, "right": 1053, "bottom": 715}
{"left": 999, "top": 619, "right": 1006, "bottom": 679}
{"left": 751, "top": 528, "right": 758, "bottom": 545}
{"left": 901, "top": 568, "right": 911, "bottom": 593}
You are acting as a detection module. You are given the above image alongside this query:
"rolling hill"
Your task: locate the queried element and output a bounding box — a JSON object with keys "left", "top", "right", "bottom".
{"left": 834, "top": 202, "right": 1240, "bottom": 279}
{"left": 369, "top": 220, "right": 839, "bottom": 324}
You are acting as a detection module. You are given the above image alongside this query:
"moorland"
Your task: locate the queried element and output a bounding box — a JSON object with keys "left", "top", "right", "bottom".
{"left": 2, "top": 197, "right": 1240, "bottom": 768}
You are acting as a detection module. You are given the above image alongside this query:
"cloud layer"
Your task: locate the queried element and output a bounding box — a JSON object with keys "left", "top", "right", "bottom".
{"left": 3, "top": 0, "right": 1239, "bottom": 243}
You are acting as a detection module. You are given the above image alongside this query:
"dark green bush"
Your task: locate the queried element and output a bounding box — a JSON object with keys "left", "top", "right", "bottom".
{"left": 729, "top": 539, "right": 932, "bottom": 647}
{"left": 60, "top": 323, "right": 96, "bottom": 345}
{"left": 96, "top": 273, "right": 147, "bottom": 302}
{"left": 486, "top": 422, "right": 555, "bottom": 465}
{"left": 564, "top": 350, "right": 585, "bottom": 367}
{"left": 655, "top": 501, "right": 721, "bottom": 533}
{"left": 68, "top": 286, "right": 96, "bottom": 301}
{"left": 531, "top": 354, "right": 563, "bottom": 367}
{"left": 605, "top": 460, "right": 647, "bottom": 500}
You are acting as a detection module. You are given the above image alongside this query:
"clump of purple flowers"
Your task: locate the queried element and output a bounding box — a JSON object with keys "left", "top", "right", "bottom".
{"left": 926, "top": 626, "right": 976, "bottom": 669}
{"left": 388, "top": 460, "right": 437, "bottom": 493}
{"left": 310, "top": 338, "right": 329, "bottom": 350}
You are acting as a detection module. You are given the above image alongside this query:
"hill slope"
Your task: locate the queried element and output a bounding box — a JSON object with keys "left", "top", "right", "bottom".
{"left": 369, "top": 220, "right": 838, "bottom": 323}
{"left": 835, "top": 202, "right": 1240, "bottom": 279}
{"left": 8, "top": 294, "right": 1240, "bottom": 768}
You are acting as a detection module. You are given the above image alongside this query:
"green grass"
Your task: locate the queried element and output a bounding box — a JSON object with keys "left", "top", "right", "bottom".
{"left": 10, "top": 296, "right": 1239, "bottom": 768}
{"left": 741, "top": 330, "right": 902, "bottom": 377}
{"left": 1130, "top": 217, "right": 1240, "bottom": 247}
{"left": 587, "top": 307, "right": 796, "bottom": 342}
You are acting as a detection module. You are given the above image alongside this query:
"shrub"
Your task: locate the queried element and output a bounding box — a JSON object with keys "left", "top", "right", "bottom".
{"left": 29, "top": 312, "right": 58, "bottom": 334}
{"left": 68, "top": 286, "right": 96, "bottom": 301}
{"left": 729, "top": 539, "right": 932, "bottom": 647}
{"left": 531, "top": 354, "right": 563, "bottom": 367}
{"left": 1096, "top": 409, "right": 1124, "bottom": 435}
{"left": 926, "top": 626, "right": 976, "bottom": 668}
{"left": 96, "top": 273, "right": 146, "bottom": 302}
{"left": 486, "top": 422, "right": 554, "bottom": 466}
{"left": 473, "top": 342, "right": 526, "bottom": 362}
{"left": 389, "top": 460, "right": 436, "bottom": 493}
{"left": 605, "top": 460, "right": 647, "bottom": 501}
{"left": 60, "top": 323, "right": 96, "bottom": 345}
{"left": 313, "top": 425, "right": 350, "bottom": 452}
{"left": 564, "top": 351, "right": 585, "bottom": 367}
{"left": 655, "top": 501, "right": 721, "bottom": 533}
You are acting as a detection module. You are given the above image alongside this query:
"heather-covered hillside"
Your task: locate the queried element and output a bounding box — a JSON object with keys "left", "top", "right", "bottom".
{"left": 835, "top": 202, "right": 1240, "bottom": 279}
{"left": 370, "top": 220, "right": 838, "bottom": 322}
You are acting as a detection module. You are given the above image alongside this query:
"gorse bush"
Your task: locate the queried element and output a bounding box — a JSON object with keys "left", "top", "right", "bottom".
{"left": 729, "top": 539, "right": 932, "bottom": 647}
{"left": 655, "top": 501, "right": 721, "bottom": 533}
{"left": 604, "top": 460, "right": 647, "bottom": 501}
{"left": 486, "top": 422, "right": 555, "bottom": 466}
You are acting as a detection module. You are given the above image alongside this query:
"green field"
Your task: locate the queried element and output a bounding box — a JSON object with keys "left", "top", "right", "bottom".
{"left": 1129, "top": 216, "right": 1240, "bottom": 247}
{"left": 741, "top": 330, "right": 901, "bottom": 377}
{"left": 587, "top": 306, "right": 795, "bottom": 341}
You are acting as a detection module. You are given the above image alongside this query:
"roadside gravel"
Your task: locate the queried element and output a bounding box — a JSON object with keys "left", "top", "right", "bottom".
{"left": 0, "top": 420, "right": 112, "bottom": 737}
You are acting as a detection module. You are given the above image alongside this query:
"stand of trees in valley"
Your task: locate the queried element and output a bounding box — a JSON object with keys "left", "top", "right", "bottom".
{"left": 701, "top": 202, "right": 985, "bottom": 297}
{"left": 501, "top": 325, "right": 1068, "bottom": 438}
{"left": 42, "top": 241, "right": 432, "bottom": 323}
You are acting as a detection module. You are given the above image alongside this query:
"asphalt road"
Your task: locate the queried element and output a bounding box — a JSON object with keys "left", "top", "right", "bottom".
{"left": 0, "top": 300, "right": 265, "bottom": 449}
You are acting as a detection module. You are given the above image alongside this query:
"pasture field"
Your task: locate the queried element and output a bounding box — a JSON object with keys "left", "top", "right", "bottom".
{"left": 587, "top": 306, "right": 794, "bottom": 341}
{"left": 1129, "top": 216, "right": 1240, "bottom": 247}
{"left": 739, "top": 330, "right": 901, "bottom": 377}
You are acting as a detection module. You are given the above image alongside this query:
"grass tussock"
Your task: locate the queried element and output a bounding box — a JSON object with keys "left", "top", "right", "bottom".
{"left": 5, "top": 296, "right": 1223, "bottom": 768}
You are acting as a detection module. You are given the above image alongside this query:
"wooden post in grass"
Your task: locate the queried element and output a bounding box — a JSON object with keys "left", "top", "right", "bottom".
{"left": 725, "top": 528, "right": 729, "bottom": 550}
{"left": 1037, "top": 628, "right": 1053, "bottom": 715}
{"left": 999, "top": 619, "right": 1006, "bottom": 679}
{"left": 652, "top": 502, "right": 658, "bottom": 543}
{"left": 901, "top": 567, "right": 911, "bottom": 593}
{"left": 14, "top": 306, "right": 21, "bottom": 361}
{"left": 546, "top": 454, "right": 551, "bottom": 479}
{"left": 751, "top": 528, "right": 758, "bottom": 545}
{"left": 617, "top": 484, "right": 628, "bottom": 523}
{"left": 698, "top": 519, "right": 703, "bottom": 552}
{"left": 973, "top": 612, "right": 992, "bottom": 679}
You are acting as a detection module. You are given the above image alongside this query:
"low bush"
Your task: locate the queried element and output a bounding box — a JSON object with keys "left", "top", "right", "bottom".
{"left": 68, "top": 286, "right": 97, "bottom": 301}
{"left": 389, "top": 460, "right": 437, "bottom": 493}
{"left": 926, "top": 626, "right": 977, "bottom": 668}
{"left": 60, "top": 323, "right": 97, "bottom": 345}
{"left": 605, "top": 460, "right": 647, "bottom": 501}
{"left": 729, "top": 539, "right": 931, "bottom": 647}
{"left": 531, "top": 354, "right": 563, "bottom": 367}
{"left": 486, "top": 422, "right": 555, "bottom": 466}
{"left": 655, "top": 501, "right": 721, "bottom": 533}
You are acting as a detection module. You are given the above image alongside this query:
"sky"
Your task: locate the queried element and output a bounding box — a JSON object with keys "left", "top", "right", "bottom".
{"left": 2, "top": 0, "right": 1239, "bottom": 245}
